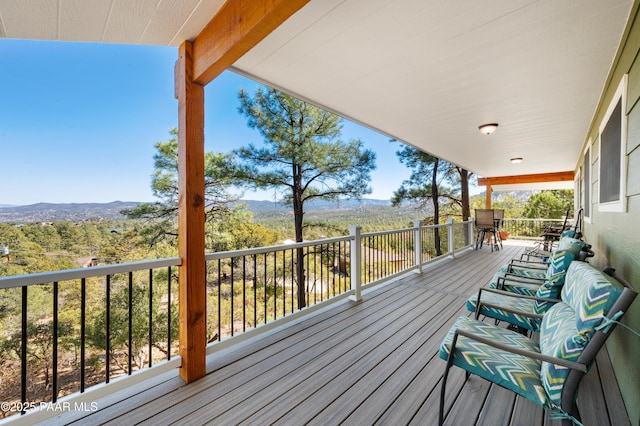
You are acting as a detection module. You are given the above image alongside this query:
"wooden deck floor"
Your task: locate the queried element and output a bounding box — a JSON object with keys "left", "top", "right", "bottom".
{"left": 38, "top": 242, "right": 629, "bottom": 426}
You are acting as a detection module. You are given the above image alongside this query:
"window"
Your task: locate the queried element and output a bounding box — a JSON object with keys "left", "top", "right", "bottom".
{"left": 598, "top": 75, "right": 627, "bottom": 212}
{"left": 583, "top": 145, "right": 590, "bottom": 220}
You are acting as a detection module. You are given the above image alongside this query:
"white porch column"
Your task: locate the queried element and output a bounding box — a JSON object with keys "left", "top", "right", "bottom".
{"left": 413, "top": 220, "right": 423, "bottom": 274}
{"left": 447, "top": 218, "right": 455, "bottom": 258}
{"left": 349, "top": 226, "right": 362, "bottom": 302}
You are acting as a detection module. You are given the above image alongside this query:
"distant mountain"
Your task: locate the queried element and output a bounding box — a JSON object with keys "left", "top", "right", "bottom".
{"left": 236, "top": 198, "right": 390, "bottom": 213}
{"left": 0, "top": 199, "right": 392, "bottom": 223}
{"left": 0, "top": 201, "right": 142, "bottom": 223}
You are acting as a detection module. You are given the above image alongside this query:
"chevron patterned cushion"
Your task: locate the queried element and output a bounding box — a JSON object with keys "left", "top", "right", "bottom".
{"left": 534, "top": 250, "right": 575, "bottom": 314}
{"left": 539, "top": 263, "right": 622, "bottom": 405}
{"left": 502, "top": 280, "right": 543, "bottom": 296}
{"left": 561, "top": 262, "right": 622, "bottom": 341}
{"left": 466, "top": 291, "right": 541, "bottom": 331}
{"left": 543, "top": 250, "right": 574, "bottom": 289}
{"left": 502, "top": 262, "right": 548, "bottom": 279}
{"left": 557, "top": 237, "right": 586, "bottom": 257}
{"left": 439, "top": 316, "right": 548, "bottom": 407}
{"left": 489, "top": 270, "right": 544, "bottom": 295}
{"left": 539, "top": 303, "right": 582, "bottom": 405}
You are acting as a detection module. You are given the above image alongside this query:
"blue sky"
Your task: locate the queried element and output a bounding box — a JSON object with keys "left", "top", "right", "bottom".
{"left": 1, "top": 39, "right": 413, "bottom": 206}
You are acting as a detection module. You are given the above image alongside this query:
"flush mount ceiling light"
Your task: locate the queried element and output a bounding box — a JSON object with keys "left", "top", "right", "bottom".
{"left": 478, "top": 123, "right": 498, "bottom": 135}
{"left": 510, "top": 157, "right": 523, "bottom": 164}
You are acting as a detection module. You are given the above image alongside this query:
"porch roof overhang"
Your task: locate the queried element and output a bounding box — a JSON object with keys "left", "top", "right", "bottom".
{"left": 0, "top": 0, "right": 635, "bottom": 182}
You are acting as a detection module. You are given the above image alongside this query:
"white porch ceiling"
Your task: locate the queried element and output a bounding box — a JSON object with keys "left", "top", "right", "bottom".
{"left": 0, "top": 0, "right": 226, "bottom": 45}
{"left": 0, "top": 0, "right": 633, "bottom": 181}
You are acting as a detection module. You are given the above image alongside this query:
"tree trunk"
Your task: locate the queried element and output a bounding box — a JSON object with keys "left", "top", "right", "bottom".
{"left": 292, "top": 165, "right": 306, "bottom": 309}
{"left": 459, "top": 168, "right": 471, "bottom": 245}
{"left": 432, "top": 160, "right": 442, "bottom": 256}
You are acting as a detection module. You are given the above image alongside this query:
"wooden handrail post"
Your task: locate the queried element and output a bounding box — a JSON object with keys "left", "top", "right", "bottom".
{"left": 468, "top": 216, "right": 474, "bottom": 247}
{"left": 414, "top": 220, "right": 423, "bottom": 273}
{"left": 349, "top": 226, "right": 362, "bottom": 302}
{"left": 176, "top": 41, "right": 206, "bottom": 384}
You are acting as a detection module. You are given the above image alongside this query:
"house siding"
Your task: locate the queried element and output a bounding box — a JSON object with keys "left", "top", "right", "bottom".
{"left": 579, "top": 2, "right": 640, "bottom": 423}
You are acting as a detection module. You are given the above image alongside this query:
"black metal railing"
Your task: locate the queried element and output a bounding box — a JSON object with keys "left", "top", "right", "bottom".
{"left": 500, "top": 218, "right": 566, "bottom": 239}
{"left": 204, "top": 237, "right": 353, "bottom": 342}
{"left": 0, "top": 219, "right": 474, "bottom": 419}
{"left": 0, "top": 258, "right": 180, "bottom": 418}
{"left": 361, "top": 227, "right": 415, "bottom": 285}
{"left": 203, "top": 220, "right": 474, "bottom": 342}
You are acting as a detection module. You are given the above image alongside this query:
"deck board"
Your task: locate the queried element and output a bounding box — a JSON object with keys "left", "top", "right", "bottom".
{"left": 33, "top": 242, "right": 629, "bottom": 426}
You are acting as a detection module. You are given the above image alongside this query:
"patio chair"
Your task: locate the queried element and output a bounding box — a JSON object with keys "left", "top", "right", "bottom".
{"left": 439, "top": 264, "right": 637, "bottom": 426}
{"left": 474, "top": 209, "right": 500, "bottom": 251}
{"left": 483, "top": 238, "right": 589, "bottom": 298}
{"left": 501, "top": 236, "right": 589, "bottom": 282}
{"left": 466, "top": 250, "right": 576, "bottom": 334}
{"left": 524, "top": 209, "right": 584, "bottom": 260}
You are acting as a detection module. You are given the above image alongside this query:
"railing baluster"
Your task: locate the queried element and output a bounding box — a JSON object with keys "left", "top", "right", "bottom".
{"left": 311, "top": 245, "right": 316, "bottom": 305}
{"left": 242, "top": 256, "right": 246, "bottom": 333}
{"left": 217, "top": 259, "right": 221, "bottom": 341}
{"left": 128, "top": 271, "right": 133, "bottom": 375}
{"left": 231, "top": 260, "right": 235, "bottom": 337}
{"left": 340, "top": 241, "right": 344, "bottom": 292}
{"left": 378, "top": 234, "right": 382, "bottom": 279}
{"left": 81, "top": 277, "right": 86, "bottom": 391}
{"left": 390, "top": 234, "right": 394, "bottom": 275}
{"left": 148, "top": 269, "right": 153, "bottom": 368}
{"left": 392, "top": 233, "right": 396, "bottom": 274}
{"left": 305, "top": 247, "right": 316, "bottom": 303}
{"left": 252, "top": 254, "right": 257, "bottom": 328}
{"left": 320, "top": 244, "right": 324, "bottom": 302}
{"left": 167, "top": 267, "right": 171, "bottom": 360}
{"left": 21, "top": 285, "right": 27, "bottom": 413}
{"left": 292, "top": 248, "right": 296, "bottom": 313}
{"left": 333, "top": 241, "right": 347, "bottom": 296}
{"left": 380, "top": 234, "right": 384, "bottom": 279}
{"left": 384, "top": 233, "right": 388, "bottom": 277}
{"left": 106, "top": 274, "right": 111, "bottom": 382}
{"left": 377, "top": 234, "right": 381, "bottom": 279}
{"left": 331, "top": 242, "right": 336, "bottom": 297}
{"left": 263, "top": 253, "right": 267, "bottom": 324}
{"left": 52, "top": 280, "right": 59, "bottom": 402}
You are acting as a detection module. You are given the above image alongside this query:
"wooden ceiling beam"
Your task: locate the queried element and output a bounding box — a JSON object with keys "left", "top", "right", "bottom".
{"left": 477, "top": 171, "right": 574, "bottom": 187}
{"left": 192, "top": 0, "right": 310, "bottom": 86}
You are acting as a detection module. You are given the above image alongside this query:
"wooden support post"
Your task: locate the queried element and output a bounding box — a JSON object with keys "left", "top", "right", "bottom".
{"left": 176, "top": 41, "right": 206, "bottom": 384}
{"left": 485, "top": 184, "right": 492, "bottom": 209}
{"left": 170, "top": 0, "right": 309, "bottom": 384}
{"left": 485, "top": 186, "right": 493, "bottom": 244}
